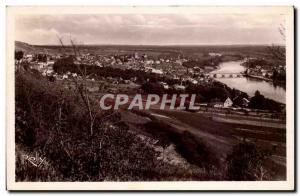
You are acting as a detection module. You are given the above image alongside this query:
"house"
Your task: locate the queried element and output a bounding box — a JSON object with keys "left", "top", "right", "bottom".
{"left": 47, "top": 60, "right": 55, "bottom": 66}
{"left": 37, "top": 62, "right": 47, "bottom": 70}
{"left": 25, "top": 54, "right": 34, "bottom": 62}
{"left": 213, "top": 102, "right": 224, "bottom": 108}
{"left": 261, "top": 69, "right": 268, "bottom": 76}
{"left": 87, "top": 86, "right": 99, "bottom": 92}
{"left": 173, "top": 84, "right": 186, "bottom": 91}
{"left": 26, "top": 54, "right": 33, "bottom": 58}
{"left": 134, "top": 52, "right": 139, "bottom": 59}
{"left": 160, "top": 82, "right": 169, "bottom": 89}
{"left": 151, "top": 68, "right": 163, "bottom": 75}
{"left": 208, "top": 52, "right": 222, "bottom": 57}
{"left": 242, "top": 98, "right": 250, "bottom": 107}
{"left": 188, "top": 78, "right": 198, "bottom": 84}
{"left": 145, "top": 60, "right": 154, "bottom": 65}
{"left": 175, "top": 59, "right": 183, "bottom": 65}
{"left": 95, "top": 61, "right": 103, "bottom": 67}
{"left": 223, "top": 97, "right": 233, "bottom": 108}
{"left": 233, "top": 96, "right": 250, "bottom": 108}
{"left": 46, "top": 69, "right": 54, "bottom": 76}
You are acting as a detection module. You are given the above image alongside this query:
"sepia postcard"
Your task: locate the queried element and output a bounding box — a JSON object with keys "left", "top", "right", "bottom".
{"left": 6, "top": 6, "right": 294, "bottom": 191}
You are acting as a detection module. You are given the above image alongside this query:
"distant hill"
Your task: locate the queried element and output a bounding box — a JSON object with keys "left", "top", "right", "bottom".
{"left": 15, "top": 41, "right": 273, "bottom": 59}
{"left": 15, "top": 41, "right": 38, "bottom": 53}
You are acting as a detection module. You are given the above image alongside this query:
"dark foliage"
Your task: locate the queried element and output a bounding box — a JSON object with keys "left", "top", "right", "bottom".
{"left": 35, "top": 54, "right": 48, "bottom": 62}
{"left": 271, "top": 68, "right": 286, "bottom": 82}
{"left": 226, "top": 142, "right": 272, "bottom": 181}
{"left": 242, "top": 58, "right": 273, "bottom": 69}
{"left": 249, "top": 90, "right": 282, "bottom": 112}
{"left": 182, "top": 56, "right": 222, "bottom": 69}
{"left": 15, "top": 50, "right": 24, "bottom": 61}
{"left": 185, "top": 82, "right": 236, "bottom": 103}
{"left": 141, "top": 82, "right": 165, "bottom": 95}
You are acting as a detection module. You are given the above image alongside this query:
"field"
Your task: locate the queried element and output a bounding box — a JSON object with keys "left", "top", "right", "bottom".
{"left": 123, "top": 107, "right": 286, "bottom": 180}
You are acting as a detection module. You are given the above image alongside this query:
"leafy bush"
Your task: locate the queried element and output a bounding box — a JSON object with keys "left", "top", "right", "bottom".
{"left": 225, "top": 142, "right": 272, "bottom": 181}
{"left": 249, "top": 90, "right": 282, "bottom": 112}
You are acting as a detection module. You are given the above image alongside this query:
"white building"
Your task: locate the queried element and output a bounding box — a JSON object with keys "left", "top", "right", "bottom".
{"left": 25, "top": 54, "right": 34, "bottom": 62}
{"left": 208, "top": 52, "right": 222, "bottom": 57}
{"left": 173, "top": 84, "right": 186, "bottom": 91}
{"left": 47, "top": 60, "right": 55, "bottom": 66}
{"left": 160, "top": 82, "right": 169, "bottom": 89}
{"left": 151, "top": 68, "right": 163, "bottom": 75}
{"left": 223, "top": 97, "right": 233, "bottom": 108}
{"left": 188, "top": 78, "right": 198, "bottom": 84}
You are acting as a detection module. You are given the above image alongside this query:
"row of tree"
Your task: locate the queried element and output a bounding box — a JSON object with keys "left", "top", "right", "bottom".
{"left": 15, "top": 50, "right": 48, "bottom": 62}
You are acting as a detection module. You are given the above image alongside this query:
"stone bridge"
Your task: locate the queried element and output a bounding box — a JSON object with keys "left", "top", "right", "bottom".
{"left": 207, "top": 72, "right": 246, "bottom": 78}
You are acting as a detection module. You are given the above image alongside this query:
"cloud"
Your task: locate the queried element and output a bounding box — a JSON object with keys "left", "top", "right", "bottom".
{"left": 15, "top": 14, "right": 286, "bottom": 45}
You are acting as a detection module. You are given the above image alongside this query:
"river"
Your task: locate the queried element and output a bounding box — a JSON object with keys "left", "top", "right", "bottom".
{"left": 210, "top": 60, "right": 286, "bottom": 104}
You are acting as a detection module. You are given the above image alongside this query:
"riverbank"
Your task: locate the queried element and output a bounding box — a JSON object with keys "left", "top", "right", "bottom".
{"left": 246, "top": 74, "right": 273, "bottom": 82}
{"left": 210, "top": 60, "right": 286, "bottom": 104}
{"left": 246, "top": 74, "right": 286, "bottom": 89}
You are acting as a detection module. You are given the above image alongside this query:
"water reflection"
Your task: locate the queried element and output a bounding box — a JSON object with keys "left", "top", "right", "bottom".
{"left": 211, "top": 61, "right": 286, "bottom": 103}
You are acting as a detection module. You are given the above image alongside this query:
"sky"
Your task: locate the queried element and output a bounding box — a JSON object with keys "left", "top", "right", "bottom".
{"left": 15, "top": 14, "right": 286, "bottom": 45}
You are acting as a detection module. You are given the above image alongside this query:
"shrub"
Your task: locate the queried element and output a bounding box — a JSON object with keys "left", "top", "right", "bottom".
{"left": 225, "top": 142, "right": 272, "bottom": 181}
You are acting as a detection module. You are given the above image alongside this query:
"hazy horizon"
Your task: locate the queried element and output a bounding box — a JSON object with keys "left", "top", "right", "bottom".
{"left": 16, "top": 40, "right": 285, "bottom": 47}
{"left": 15, "top": 14, "right": 286, "bottom": 46}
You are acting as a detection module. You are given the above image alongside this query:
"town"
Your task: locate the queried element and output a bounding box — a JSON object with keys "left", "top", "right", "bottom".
{"left": 14, "top": 41, "right": 287, "bottom": 182}
{"left": 15, "top": 41, "right": 285, "bottom": 114}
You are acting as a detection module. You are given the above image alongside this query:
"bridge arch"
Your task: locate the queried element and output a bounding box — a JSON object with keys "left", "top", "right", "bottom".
{"left": 208, "top": 72, "right": 245, "bottom": 78}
